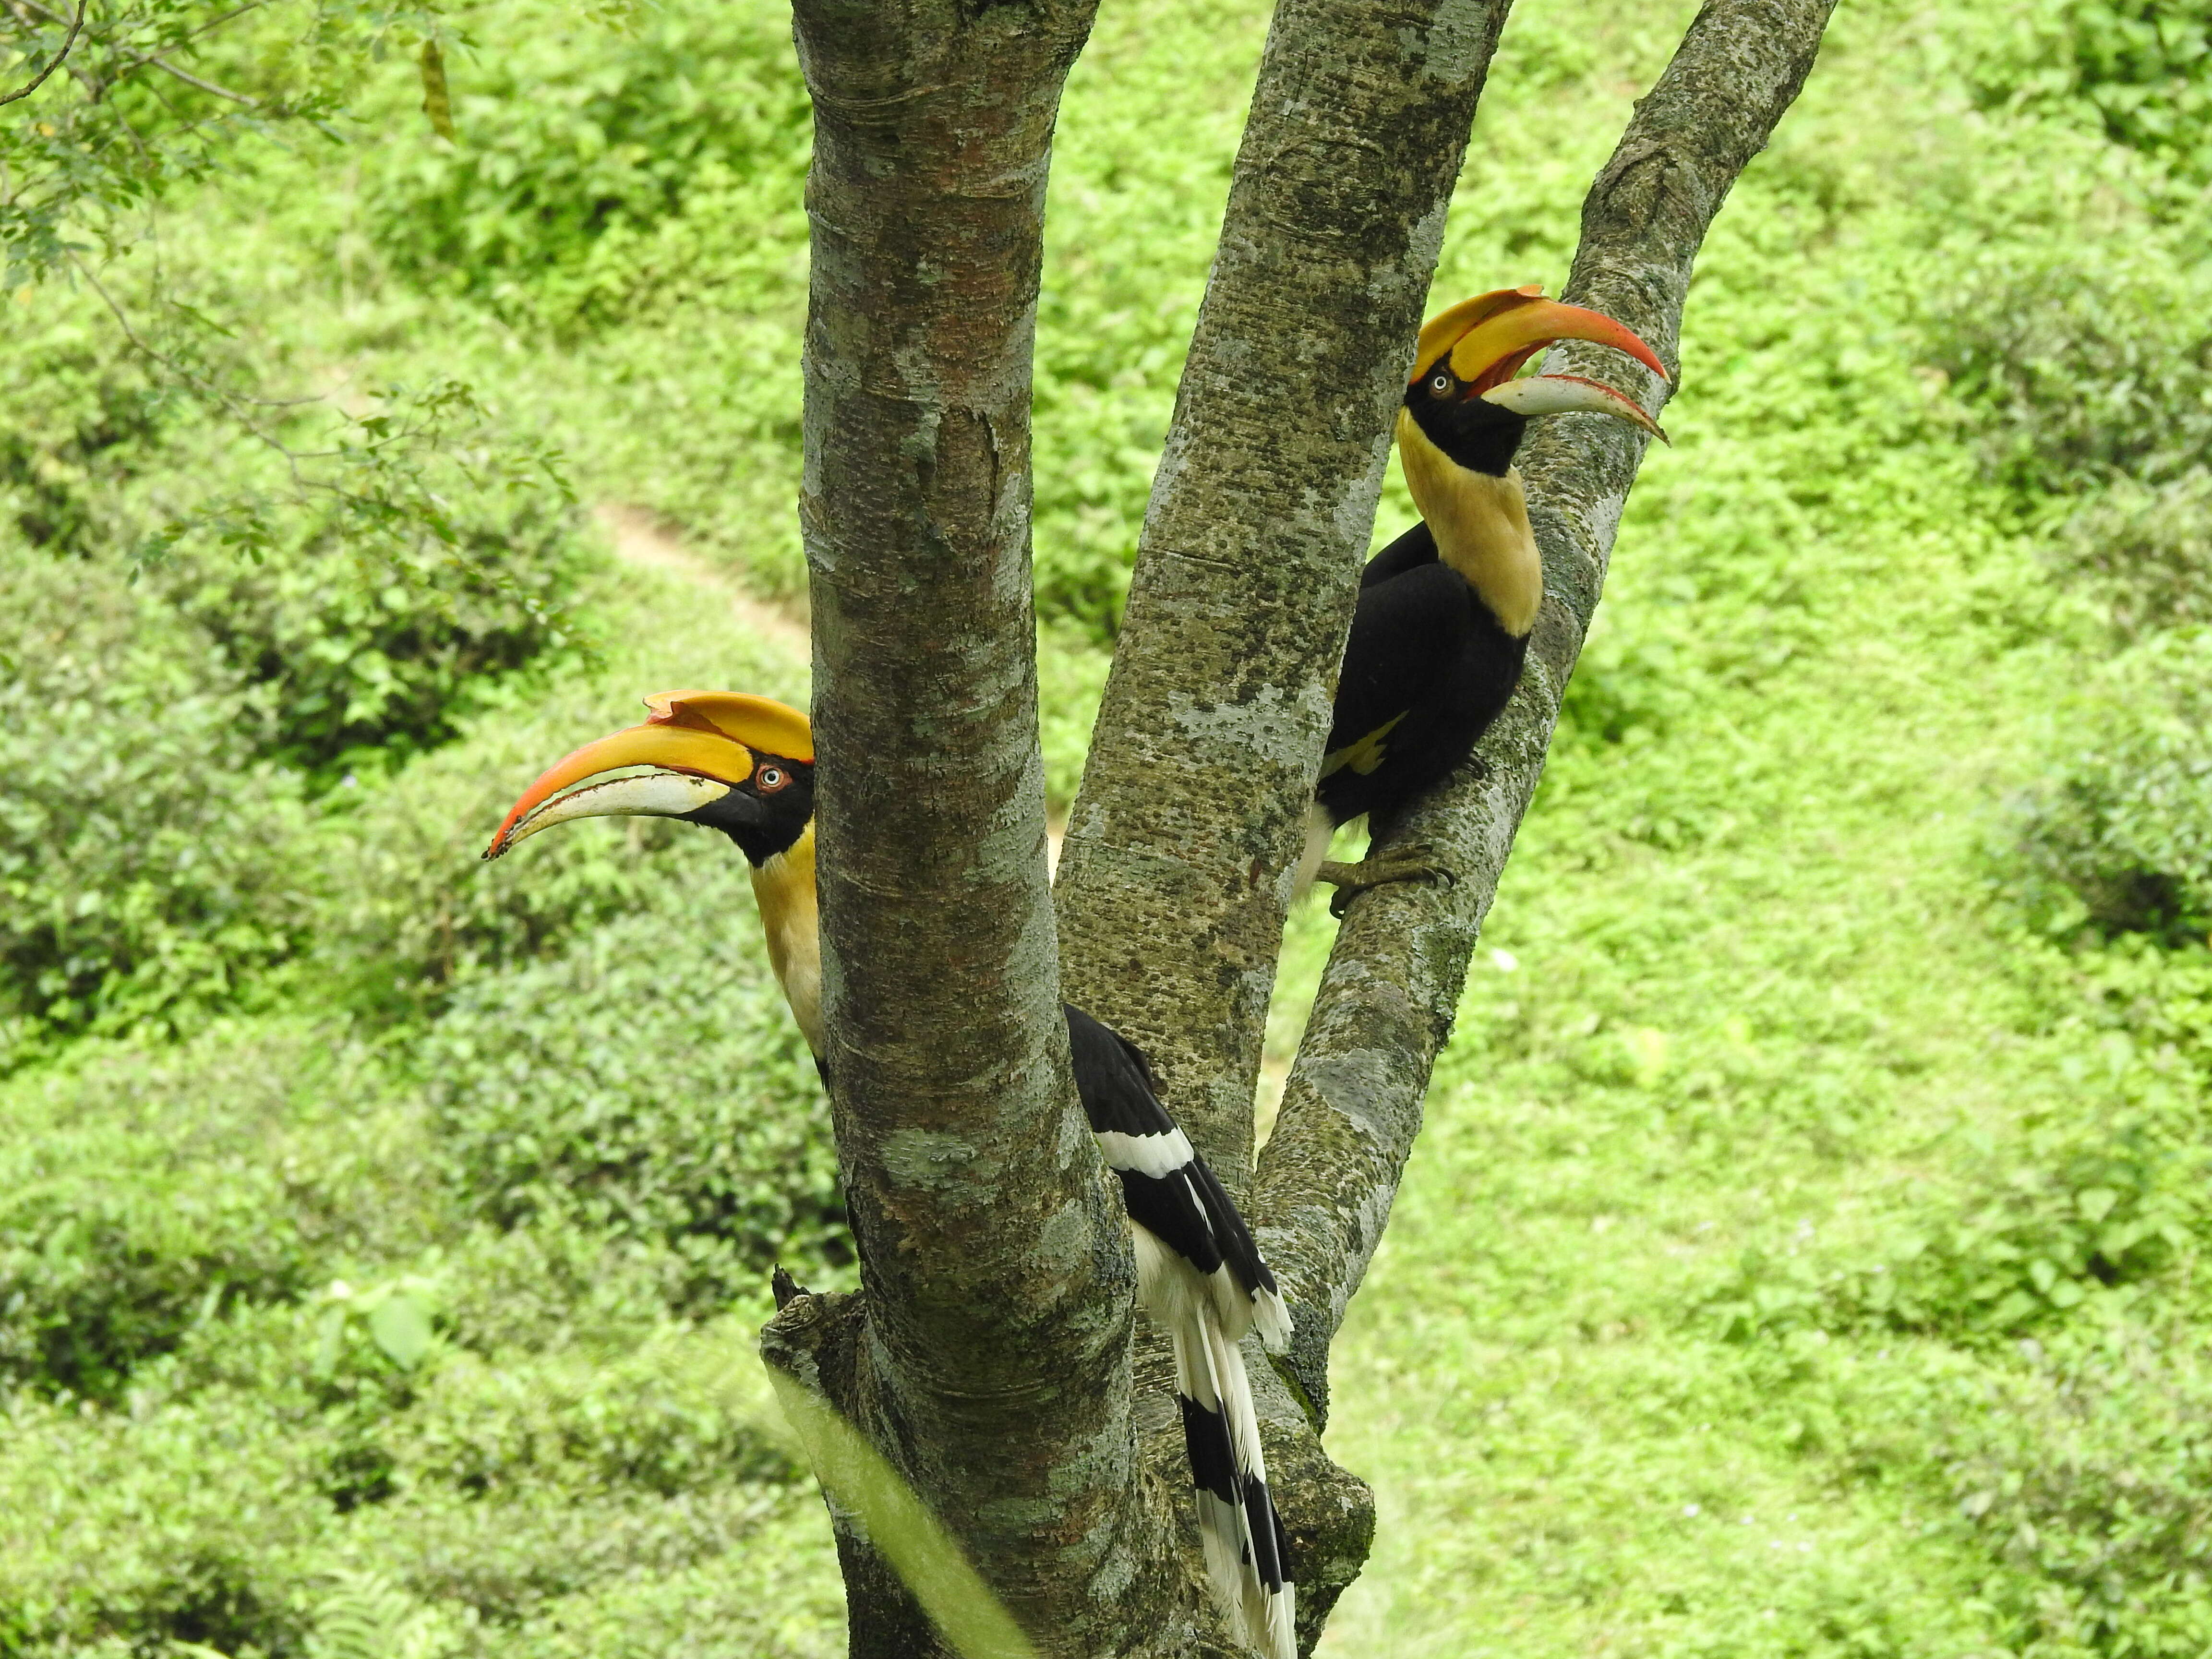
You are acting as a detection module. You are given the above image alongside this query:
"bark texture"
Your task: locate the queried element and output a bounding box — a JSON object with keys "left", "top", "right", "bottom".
{"left": 779, "top": 3, "right": 1190, "bottom": 1653}
{"left": 1251, "top": 0, "right": 1842, "bottom": 1427}
{"left": 1053, "top": 0, "right": 1517, "bottom": 1184}
{"left": 1047, "top": 2, "right": 1516, "bottom": 1638}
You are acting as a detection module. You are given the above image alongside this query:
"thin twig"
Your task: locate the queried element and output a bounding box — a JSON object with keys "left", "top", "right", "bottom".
{"left": 0, "top": 0, "right": 85, "bottom": 107}
{"left": 13, "top": 0, "right": 264, "bottom": 106}
{"left": 67, "top": 249, "right": 313, "bottom": 484}
{"left": 171, "top": 1, "right": 271, "bottom": 51}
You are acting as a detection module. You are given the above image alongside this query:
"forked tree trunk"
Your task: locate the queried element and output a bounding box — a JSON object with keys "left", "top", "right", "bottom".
{"left": 765, "top": 0, "right": 1839, "bottom": 1652}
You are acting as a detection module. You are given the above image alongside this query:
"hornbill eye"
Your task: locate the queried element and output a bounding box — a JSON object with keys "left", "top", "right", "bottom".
{"left": 1428, "top": 370, "right": 1453, "bottom": 397}
{"left": 757, "top": 765, "right": 788, "bottom": 792}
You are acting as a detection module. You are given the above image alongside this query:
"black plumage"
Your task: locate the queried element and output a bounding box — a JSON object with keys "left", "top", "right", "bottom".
{"left": 1317, "top": 522, "right": 1530, "bottom": 831}
{"left": 1065, "top": 1004, "right": 1296, "bottom": 1644}
{"left": 1307, "top": 289, "right": 1667, "bottom": 906}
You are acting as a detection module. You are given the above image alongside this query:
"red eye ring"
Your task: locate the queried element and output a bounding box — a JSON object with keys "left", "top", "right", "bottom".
{"left": 757, "top": 765, "right": 787, "bottom": 793}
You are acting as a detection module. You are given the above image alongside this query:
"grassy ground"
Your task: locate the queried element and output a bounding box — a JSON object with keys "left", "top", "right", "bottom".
{"left": 9, "top": 0, "right": 2212, "bottom": 1652}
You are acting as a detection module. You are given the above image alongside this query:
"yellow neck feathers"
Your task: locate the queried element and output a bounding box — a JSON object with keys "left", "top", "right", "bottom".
{"left": 749, "top": 821, "right": 823, "bottom": 1059}
{"left": 1394, "top": 408, "right": 1544, "bottom": 638}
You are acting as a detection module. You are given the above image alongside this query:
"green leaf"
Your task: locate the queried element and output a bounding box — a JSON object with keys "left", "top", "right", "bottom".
{"left": 369, "top": 1294, "right": 433, "bottom": 1371}
{"left": 313, "top": 1304, "right": 347, "bottom": 1380}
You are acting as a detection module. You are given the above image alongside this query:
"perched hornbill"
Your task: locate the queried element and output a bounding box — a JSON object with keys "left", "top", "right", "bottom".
{"left": 483, "top": 691, "right": 1297, "bottom": 1659}
{"left": 1307, "top": 286, "right": 1670, "bottom": 908}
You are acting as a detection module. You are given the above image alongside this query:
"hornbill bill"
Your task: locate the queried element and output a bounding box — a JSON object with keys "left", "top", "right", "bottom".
{"left": 1307, "top": 287, "right": 1670, "bottom": 909}
{"left": 482, "top": 691, "right": 1297, "bottom": 1659}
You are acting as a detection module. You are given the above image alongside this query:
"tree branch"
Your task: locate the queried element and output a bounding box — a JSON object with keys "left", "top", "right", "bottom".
{"left": 0, "top": 0, "right": 83, "bottom": 107}
{"left": 1252, "top": 0, "right": 1841, "bottom": 1427}
{"left": 1050, "top": 0, "right": 1514, "bottom": 1644}
{"left": 12, "top": 0, "right": 264, "bottom": 106}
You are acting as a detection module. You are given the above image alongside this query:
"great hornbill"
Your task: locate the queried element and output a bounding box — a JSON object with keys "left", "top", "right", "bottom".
{"left": 483, "top": 691, "right": 1297, "bottom": 1659}
{"left": 1306, "top": 286, "right": 1670, "bottom": 908}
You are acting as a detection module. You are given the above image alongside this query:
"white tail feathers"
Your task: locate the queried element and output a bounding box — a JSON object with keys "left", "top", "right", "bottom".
{"left": 1136, "top": 1230, "right": 1297, "bottom": 1659}
{"left": 1251, "top": 1284, "right": 1293, "bottom": 1355}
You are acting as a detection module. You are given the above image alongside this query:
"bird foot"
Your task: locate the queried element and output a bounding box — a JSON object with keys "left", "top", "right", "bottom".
{"left": 1315, "top": 843, "right": 1453, "bottom": 917}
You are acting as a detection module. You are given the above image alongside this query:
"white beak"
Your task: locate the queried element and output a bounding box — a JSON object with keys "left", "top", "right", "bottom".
{"left": 493, "top": 770, "right": 731, "bottom": 857}
{"left": 1479, "top": 373, "right": 1668, "bottom": 442}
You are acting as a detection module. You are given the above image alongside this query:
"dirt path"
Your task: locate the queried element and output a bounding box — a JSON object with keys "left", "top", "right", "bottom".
{"left": 594, "top": 501, "right": 1067, "bottom": 875}
{"left": 593, "top": 503, "right": 812, "bottom": 663}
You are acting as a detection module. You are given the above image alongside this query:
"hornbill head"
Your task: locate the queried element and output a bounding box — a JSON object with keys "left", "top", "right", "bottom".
{"left": 481, "top": 690, "right": 815, "bottom": 868}
{"left": 1403, "top": 285, "right": 1671, "bottom": 476}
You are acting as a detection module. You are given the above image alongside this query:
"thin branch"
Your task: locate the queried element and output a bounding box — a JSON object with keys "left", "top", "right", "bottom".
{"left": 1251, "top": 0, "right": 1842, "bottom": 1430}
{"left": 0, "top": 0, "right": 84, "bottom": 107}
{"left": 131, "top": 49, "right": 255, "bottom": 104}
{"left": 14, "top": 0, "right": 264, "bottom": 105}
{"left": 66, "top": 251, "right": 325, "bottom": 490}
{"left": 168, "top": 1, "right": 271, "bottom": 51}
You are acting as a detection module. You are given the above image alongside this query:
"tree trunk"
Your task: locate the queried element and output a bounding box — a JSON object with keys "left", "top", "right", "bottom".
{"left": 777, "top": 3, "right": 1191, "bottom": 1653}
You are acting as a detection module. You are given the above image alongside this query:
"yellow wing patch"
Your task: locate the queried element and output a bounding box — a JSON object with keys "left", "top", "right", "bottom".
{"left": 1320, "top": 712, "right": 1407, "bottom": 781}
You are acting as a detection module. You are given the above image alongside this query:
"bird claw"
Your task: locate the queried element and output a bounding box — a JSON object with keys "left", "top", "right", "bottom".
{"left": 1316, "top": 843, "right": 1454, "bottom": 917}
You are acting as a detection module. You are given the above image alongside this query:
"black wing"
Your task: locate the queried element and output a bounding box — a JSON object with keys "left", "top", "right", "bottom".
{"left": 1063, "top": 1004, "right": 1278, "bottom": 1301}
{"left": 1359, "top": 519, "right": 1442, "bottom": 589}
{"left": 1323, "top": 548, "right": 1532, "bottom": 829}
{"left": 1318, "top": 560, "right": 1481, "bottom": 820}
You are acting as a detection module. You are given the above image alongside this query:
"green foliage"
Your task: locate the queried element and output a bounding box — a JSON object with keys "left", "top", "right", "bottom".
{"left": 0, "top": 328, "right": 166, "bottom": 556}
{"left": 1703, "top": 1111, "right": 2194, "bottom": 1344}
{"left": 392, "top": 1325, "right": 801, "bottom": 1499}
{"left": 1919, "top": 77, "right": 2212, "bottom": 957}
{"left": 0, "top": 1326, "right": 824, "bottom": 1658}
{"left": 0, "top": 276, "right": 598, "bottom": 1040}
{"left": 0, "top": 0, "right": 367, "bottom": 286}
{"left": 0, "top": 1025, "right": 382, "bottom": 1403}
{"left": 26, "top": 0, "right": 2212, "bottom": 1653}
{"left": 1972, "top": 0, "right": 2212, "bottom": 180}
{"left": 358, "top": 3, "right": 810, "bottom": 332}
{"left": 0, "top": 1388, "right": 325, "bottom": 1655}
{"left": 313, "top": 694, "right": 727, "bottom": 1003}
{"left": 153, "top": 485, "right": 588, "bottom": 780}
{"left": 1923, "top": 249, "right": 2212, "bottom": 502}
{"left": 1944, "top": 1326, "right": 2212, "bottom": 1654}
{"left": 2052, "top": 472, "right": 2212, "bottom": 639}
{"left": 2011, "top": 632, "right": 2212, "bottom": 938}
{"left": 0, "top": 1163, "right": 314, "bottom": 1405}
{"left": 0, "top": 550, "right": 312, "bottom": 1051}
{"left": 0, "top": 518, "right": 595, "bottom": 1041}
{"left": 422, "top": 903, "right": 844, "bottom": 1309}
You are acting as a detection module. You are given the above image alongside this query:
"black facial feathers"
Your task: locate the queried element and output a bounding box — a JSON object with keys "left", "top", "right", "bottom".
{"left": 682, "top": 753, "right": 814, "bottom": 866}
{"left": 1405, "top": 356, "right": 1528, "bottom": 478}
